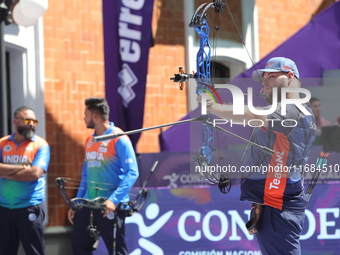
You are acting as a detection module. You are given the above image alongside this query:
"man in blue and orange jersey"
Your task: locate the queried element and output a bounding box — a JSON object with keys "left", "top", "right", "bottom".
{"left": 0, "top": 106, "right": 50, "bottom": 255}
{"left": 68, "top": 97, "right": 139, "bottom": 255}
{"left": 197, "top": 57, "right": 316, "bottom": 255}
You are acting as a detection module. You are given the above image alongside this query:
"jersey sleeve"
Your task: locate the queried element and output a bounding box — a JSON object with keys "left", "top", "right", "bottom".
{"left": 31, "top": 143, "right": 50, "bottom": 172}
{"left": 108, "top": 135, "right": 139, "bottom": 204}
{"left": 76, "top": 138, "right": 91, "bottom": 198}
{"left": 76, "top": 161, "right": 88, "bottom": 198}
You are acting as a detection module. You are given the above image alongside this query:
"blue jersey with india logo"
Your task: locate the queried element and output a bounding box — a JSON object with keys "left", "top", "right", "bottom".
{"left": 76, "top": 122, "right": 139, "bottom": 205}
{"left": 0, "top": 134, "right": 50, "bottom": 209}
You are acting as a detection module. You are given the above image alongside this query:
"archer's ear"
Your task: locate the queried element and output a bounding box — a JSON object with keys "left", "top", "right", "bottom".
{"left": 286, "top": 72, "right": 295, "bottom": 87}
{"left": 287, "top": 71, "right": 295, "bottom": 79}
{"left": 90, "top": 112, "right": 97, "bottom": 123}
{"left": 93, "top": 112, "right": 104, "bottom": 123}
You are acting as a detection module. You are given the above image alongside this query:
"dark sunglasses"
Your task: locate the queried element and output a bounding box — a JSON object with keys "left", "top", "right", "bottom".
{"left": 15, "top": 117, "right": 39, "bottom": 125}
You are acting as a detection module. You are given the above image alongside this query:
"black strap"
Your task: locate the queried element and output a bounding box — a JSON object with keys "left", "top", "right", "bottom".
{"left": 245, "top": 203, "right": 263, "bottom": 235}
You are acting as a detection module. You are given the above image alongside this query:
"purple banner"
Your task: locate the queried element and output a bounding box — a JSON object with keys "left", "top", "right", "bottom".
{"left": 124, "top": 185, "right": 340, "bottom": 254}
{"left": 102, "top": 0, "right": 154, "bottom": 147}
{"left": 93, "top": 184, "right": 340, "bottom": 254}
{"left": 237, "top": 1, "right": 340, "bottom": 83}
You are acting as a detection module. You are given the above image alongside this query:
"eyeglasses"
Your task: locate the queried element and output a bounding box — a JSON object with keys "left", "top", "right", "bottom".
{"left": 15, "top": 117, "right": 39, "bottom": 125}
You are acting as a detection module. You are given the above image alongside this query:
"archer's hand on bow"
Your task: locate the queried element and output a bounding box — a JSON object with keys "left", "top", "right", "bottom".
{"left": 102, "top": 200, "right": 116, "bottom": 218}
{"left": 197, "top": 93, "right": 216, "bottom": 113}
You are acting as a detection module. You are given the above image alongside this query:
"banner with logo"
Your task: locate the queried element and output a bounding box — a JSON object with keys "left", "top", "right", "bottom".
{"left": 123, "top": 184, "right": 340, "bottom": 255}
{"left": 102, "top": 0, "right": 154, "bottom": 147}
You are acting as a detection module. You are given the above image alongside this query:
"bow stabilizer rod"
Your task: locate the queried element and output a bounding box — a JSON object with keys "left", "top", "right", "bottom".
{"left": 92, "top": 115, "right": 274, "bottom": 156}
{"left": 170, "top": 67, "right": 196, "bottom": 90}
{"left": 92, "top": 117, "right": 202, "bottom": 143}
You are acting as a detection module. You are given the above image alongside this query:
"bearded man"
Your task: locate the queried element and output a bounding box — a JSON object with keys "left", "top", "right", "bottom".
{"left": 0, "top": 106, "right": 50, "bottom": 255}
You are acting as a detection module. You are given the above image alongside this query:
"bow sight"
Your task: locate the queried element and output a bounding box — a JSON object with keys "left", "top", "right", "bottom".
{"left": 170, "top": 67, "right": 196, "bottom": 90}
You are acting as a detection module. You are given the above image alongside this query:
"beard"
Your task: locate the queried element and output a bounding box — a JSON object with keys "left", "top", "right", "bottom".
{"left": 17, "top": 124, "right": 35, "bottom": 139}
{"left": 86, "top": 119, "right": 95, "bottom": 129}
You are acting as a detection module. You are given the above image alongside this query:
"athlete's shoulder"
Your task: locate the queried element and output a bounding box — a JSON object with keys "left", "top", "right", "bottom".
{"left": 33, "top": 135, "right": 49, "bottom": 144}
{"left": 0, "top": 135, "right": 11, "bottom": 142}
{"left": 112, "top": 126, "right": 124, "bottom": 134}
{"left": 85, "top": 134, "right": 93, "bottom": 143}
{"left": 0, "top": 135, "right": 12, "bottom": 146}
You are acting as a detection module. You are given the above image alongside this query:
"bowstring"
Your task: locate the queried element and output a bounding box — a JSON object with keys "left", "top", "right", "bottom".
{"left": 224, "top": 1, "right": 262, "bottom": 81}
{"left": 59, "top": 177, "right": 141, "bottom": 201}
{"left": 59, "top": 177, "right": 117, "bottom": 201}
{"left": 61, "top": 177, "right": 116, "bottom": 190}
{"left": 211, "top": 2, "right": 225, "bottom": 173}
{"left": 223, "top": 0, "right": 266, "bottom": 167}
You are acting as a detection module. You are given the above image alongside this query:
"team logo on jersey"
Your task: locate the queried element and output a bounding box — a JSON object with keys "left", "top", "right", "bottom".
{"left": 107, "top": 212, "right": 115, "bottom": 220}
{"left": 28, "top": 213, "right": 37, "bottom": 221}
{"left": 125, "top": 158, "right": 133, "bottom": 163}
{"left": 87, "top": 141, "right": 92, "bottom": 148}
{"left": 101, "top": 141, "right": 109, "bottom": 146}
{"left": 4, "top": 145, "right": 11, "bottom": 152}
{"left": 98, "top": 147, "right": 107, "bottom": 153}
{"left": 39, "top": 160, "right": 46, "bottom": 167}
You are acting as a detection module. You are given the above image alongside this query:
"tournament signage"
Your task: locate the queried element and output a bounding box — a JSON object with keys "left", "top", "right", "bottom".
{"left": 125, "top": 185, "right": 340, "bottom": 254}
{"left": 102, "top": 0, "right": 154, "bottom": 147}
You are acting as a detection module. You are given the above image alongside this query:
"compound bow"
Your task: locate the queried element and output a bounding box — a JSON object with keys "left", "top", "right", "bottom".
{"left": 55, "top": 161, "right": 157, "bottom": 214}
{"left": 171, "top": 0, "right": 232, "bottom": 192}
{"left": 55, "top": 161, "right": 158, "bottom": 249}
{"left": 170, "top": 1, "right": 329, "bottom": 200}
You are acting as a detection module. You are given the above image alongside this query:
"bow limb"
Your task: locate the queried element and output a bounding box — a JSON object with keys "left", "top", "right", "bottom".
{"left": 55, "top": 177, "right": 108, "bottom": 211}
{"left": 55, "top": 177, "right": 138, "bottom": 213}
{"left": 55, "top": 177, "right": 79, "bottom": 210}
{"left": 119, "top": 161, "right": 158, "bottom": 216}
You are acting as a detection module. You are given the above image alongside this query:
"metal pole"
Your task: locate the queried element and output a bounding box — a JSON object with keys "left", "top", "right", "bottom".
{"left": 0, "top": 20, "right": 8, "bottom": 137}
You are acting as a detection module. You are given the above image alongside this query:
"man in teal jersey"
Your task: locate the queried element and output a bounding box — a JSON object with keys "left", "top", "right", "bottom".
{"left": 0, "top": 106, "right": 50, "bottom": 255}
{"left": 68, "top": 97, "right": 139, "bottom": 255}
